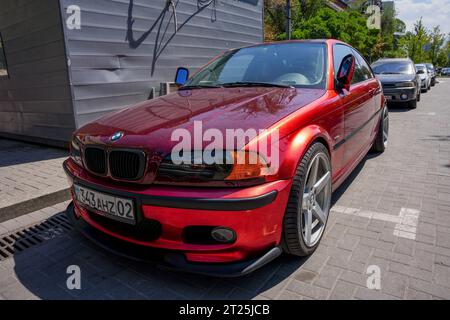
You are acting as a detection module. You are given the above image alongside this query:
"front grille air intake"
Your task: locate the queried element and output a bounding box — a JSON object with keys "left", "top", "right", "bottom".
{"left": 109, "top": 150, "right": 145, "bottom": 180}
{"left": 84, "top": 147, "right": 107, "bottom": 175}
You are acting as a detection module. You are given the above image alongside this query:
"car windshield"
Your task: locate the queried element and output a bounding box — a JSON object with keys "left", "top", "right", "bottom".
{"left": 416, "top": 65, "right": 426, "bottom": 71}
{"left": 372, "top": 61, "right": 415, "bottom": 75}
{"left": 182, "top": 43, "right": 327, "bottom": 89}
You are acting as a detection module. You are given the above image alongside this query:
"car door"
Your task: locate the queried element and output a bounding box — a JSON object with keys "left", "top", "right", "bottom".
{"left": 352, "top": 49, "right": 381, "bottom": 143}
{"left": 333, "top": 44, "right": 377, "bottom": 169}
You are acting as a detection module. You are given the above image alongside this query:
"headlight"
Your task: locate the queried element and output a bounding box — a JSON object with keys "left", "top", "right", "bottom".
{"left": 225, "top": 150, "right": 270, "bottom": 181}
{"left": 156, "top": 150, "right": 270, "bottom": 184}
{"left": 396, "top": 82, "right": 415, "bottom": 88}
{"left": 70, "top": 136, "right": 83, "bottom": 167}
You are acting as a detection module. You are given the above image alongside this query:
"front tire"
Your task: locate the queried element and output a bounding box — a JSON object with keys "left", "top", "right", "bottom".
{"left": 282, "top": 143, "right": 332, "bottom": 256}
{"left": 409, "top": 99, "right": 417, "bottom": 109}
{"left": 371, "top": 106, "right": 389, "bottom": 153}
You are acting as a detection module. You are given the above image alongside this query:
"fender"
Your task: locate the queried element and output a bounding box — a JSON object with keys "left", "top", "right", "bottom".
{"left": 275, "top": 124, "right": 334, "bottom": 180}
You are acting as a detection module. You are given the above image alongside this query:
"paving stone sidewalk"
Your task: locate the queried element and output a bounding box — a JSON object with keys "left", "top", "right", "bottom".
{"left": 0, "top": 138, "right": 69, "bottom": 223}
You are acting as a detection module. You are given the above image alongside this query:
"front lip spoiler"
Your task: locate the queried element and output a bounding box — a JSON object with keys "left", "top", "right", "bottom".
{"left": 66, "top": 202, "right": 282, "bottom": 277}
{"left": 63, "top": 161, "right": 278, "bottom": 211}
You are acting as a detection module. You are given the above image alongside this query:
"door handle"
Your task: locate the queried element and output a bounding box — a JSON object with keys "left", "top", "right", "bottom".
{"left": 369, "top": 88, "right": 380, "bottom": 96}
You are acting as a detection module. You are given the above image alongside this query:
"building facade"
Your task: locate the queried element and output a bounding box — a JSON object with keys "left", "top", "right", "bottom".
{"left": 0, "top": 0, "right": 263, "bottom": 146}
{"left": 326, "top": 0, "right": 349, "bottom": 11}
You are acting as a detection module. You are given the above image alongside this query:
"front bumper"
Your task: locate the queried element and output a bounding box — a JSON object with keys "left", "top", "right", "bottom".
{"left": 63, "top": 159, "right": 291, "bottom": 274}
{"left": 420, "top": 79, "right": 428, "bottom": 88}
{"left": 66, "top": 202, "right": 282, "bottom": 277}
{"left": 382, "top": 86, "right": 417, "bottom": 102}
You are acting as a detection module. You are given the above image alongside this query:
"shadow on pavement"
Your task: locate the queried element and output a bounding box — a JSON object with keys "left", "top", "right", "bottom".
{"left": 0, "top": 138, "right": 67, "bottom": 168}
{"left": 420, "top": 135, "right": 450, "bottom": 142}
{"left": 386, "top": 103, "right": 412, "bottom": 113}
{"left": 331, "top": 151, "right": 380, "bottom": 207}
{"left": 12, "top": 211, "right": 306, "bottom": 299}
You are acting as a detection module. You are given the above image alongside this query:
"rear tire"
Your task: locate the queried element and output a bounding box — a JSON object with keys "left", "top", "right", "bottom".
{"left": 282, "top": 143, "right": 332, "bottom": 257}
{"left": 371, "top": 106, "right": 389, "bottom": 153}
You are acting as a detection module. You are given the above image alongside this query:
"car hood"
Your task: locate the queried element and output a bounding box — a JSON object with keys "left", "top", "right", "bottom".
{"left": 75, "top": 87, "right": 325, "bottom": 154}
{"left": 375, "top": 74, "right": 416, "bottom": 83}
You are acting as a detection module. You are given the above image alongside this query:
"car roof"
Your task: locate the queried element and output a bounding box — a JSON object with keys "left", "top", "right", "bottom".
{"left": 240, "top": 39, "right": 346, "bottom": 50}
{"left": 373, "top": 58, "right": 412, "bottom": 63}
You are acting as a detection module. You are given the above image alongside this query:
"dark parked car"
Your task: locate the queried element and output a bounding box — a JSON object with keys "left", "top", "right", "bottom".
{"left": 371, "top": 58, "right": 420, "bottom": 109}
{"left": 441, "top": 68, "right": 450, "bottom": 76}
{"left": 426, "top": 63, "right": 437, "bottom": 86}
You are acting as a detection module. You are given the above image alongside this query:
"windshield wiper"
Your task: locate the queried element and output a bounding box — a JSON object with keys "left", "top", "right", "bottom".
{"left": 179, "top": 84, "right": 222, "bottom": 90}
{"left": 220, "top": 81, "right": 293, "bottom": 88}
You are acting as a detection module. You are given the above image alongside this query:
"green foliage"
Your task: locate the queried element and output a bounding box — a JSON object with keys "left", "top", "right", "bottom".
{"left": 395, "top": 19, "right": 406, "bottom": 33}
{"left": 264, "top": 0, "right": 326, "bottom": 41}
{"left": 436, "top": 49, "right": 448, "bottom": 67}
{"left": 428, "top": 26, "right": 446, "bottom": 66}
{"left": 264, "top": 2, "right": 449, "bottom": 67}
{"left": 279, "top": 7, "right": 379, "bottom": 60}
{"left": 397, "top": 19, "right": 448, "bottom": 67}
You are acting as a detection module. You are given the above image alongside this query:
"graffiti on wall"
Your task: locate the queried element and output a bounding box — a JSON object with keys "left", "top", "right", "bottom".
{"left": 126, "top": 0, "right": 260, "bottom": 76}
{"left": 126, "top": 0, "right": 218, "bottom": 76}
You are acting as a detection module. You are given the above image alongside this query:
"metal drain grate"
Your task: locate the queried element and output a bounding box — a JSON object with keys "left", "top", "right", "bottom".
{"left": 0, "top": 213, "right": 73, "bottom": 261}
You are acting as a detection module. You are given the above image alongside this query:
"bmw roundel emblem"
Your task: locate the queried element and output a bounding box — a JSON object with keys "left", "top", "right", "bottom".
{"left": 110, "top": 131, "right": 124, "bottom": 142}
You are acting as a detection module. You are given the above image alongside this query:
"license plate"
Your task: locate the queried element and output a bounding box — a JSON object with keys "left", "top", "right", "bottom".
{"left": 74, "top": 184, "right": 135, "bottom": 224}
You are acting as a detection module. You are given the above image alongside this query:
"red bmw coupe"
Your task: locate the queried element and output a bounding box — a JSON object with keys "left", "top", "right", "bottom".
{"left": 64, "top": 39, "right": 388, "bottom": 276}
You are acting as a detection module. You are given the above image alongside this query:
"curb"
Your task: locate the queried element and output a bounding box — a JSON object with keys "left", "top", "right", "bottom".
{"left": 0, "top": 188, "right": 71, "bottom": 223}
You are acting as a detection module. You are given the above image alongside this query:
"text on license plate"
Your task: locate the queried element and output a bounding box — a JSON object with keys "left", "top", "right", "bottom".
{"left": 74, "top": 184, "right": 135, "bottom": 224}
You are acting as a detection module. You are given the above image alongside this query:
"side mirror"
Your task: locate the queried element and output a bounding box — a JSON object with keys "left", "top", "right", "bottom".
{"left": 336, "top": 54, "right": 355, "bottom": 92}
{"left": 175, "top": 67, "right": 189, "bottom": 86}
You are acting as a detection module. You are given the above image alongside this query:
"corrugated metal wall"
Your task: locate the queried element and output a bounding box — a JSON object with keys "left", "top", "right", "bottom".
{"left": 0, "top": 0, "right": 75, "bottom": 145}
{"left": 59, "top": 0, "right": 263, "bottom": 128}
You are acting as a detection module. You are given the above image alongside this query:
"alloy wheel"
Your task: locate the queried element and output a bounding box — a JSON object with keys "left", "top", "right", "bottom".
{"left": 300, "top": 153, "right": 331, "bottom": 247}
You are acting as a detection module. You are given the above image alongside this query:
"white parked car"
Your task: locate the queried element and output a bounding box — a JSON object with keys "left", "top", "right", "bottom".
{"left": 416, "top": 64, "right": 431, "bottom": 92}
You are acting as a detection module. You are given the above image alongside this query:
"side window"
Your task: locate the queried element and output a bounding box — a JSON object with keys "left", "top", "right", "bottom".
{"left": 0, "top": 32, "right": 8, "bottom": 78}
{"left": 351, "top": 59, "right": 365, "bottom": 84}
{"left": 353, "top": 49, "right": 374, "bottom": 81}
{"left": 333, "top": 44, "right": 366, "bottom": 85}
{"left": 333, "top": 44, "right": 353, "bottom": 76}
